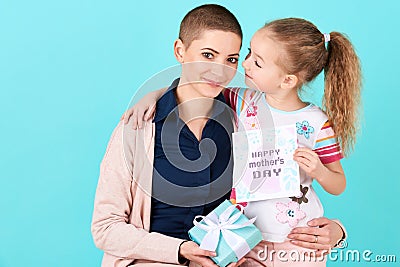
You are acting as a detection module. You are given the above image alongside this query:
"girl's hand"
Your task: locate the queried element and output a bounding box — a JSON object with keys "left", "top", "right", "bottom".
{"left": 293, "top": 147, "right": 326, "bottom": 179}
{"left": 120, "top": 90, "right": 163, "bottom": 129}
{"left": 294, "top": 147, "right": 346, "bottom": 195}
{"left": 287, "top": 217, "right": 345, "bottom": 257}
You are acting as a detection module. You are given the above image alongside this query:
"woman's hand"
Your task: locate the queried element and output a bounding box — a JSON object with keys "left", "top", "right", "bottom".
{"left": 179, "top": 241, "right": 246, "bottom": 267}
{"left": 179, "top": 241, "right": 217, "bottom": 267}
{"left": 287, "top": 217, "right": 344, "bottom": 257}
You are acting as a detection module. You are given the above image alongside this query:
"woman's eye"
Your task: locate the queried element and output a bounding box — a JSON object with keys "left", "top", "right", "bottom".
{"left": 228, "top": 58, "right": 238, "bottom": 64}
{"left": 202, "top": 52, "right": 213, "bottom": 59}
{"left": 255, "top": 60, "right": 261, "bottom": 68}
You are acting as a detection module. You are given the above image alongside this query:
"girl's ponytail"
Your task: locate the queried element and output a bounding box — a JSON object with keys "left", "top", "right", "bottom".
{"left": 323, "top": 32, "right": 362, "bottom": 156}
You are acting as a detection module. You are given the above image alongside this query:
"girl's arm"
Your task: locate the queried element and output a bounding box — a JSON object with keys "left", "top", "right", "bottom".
{"left": 293, "top": 147, "right": 346, "bottom": 195}
{"left": 122, "top": 87, "right": 233, "bottom": 129}
{"left": 121, "top": 87, "right": 167, "bottom": 129}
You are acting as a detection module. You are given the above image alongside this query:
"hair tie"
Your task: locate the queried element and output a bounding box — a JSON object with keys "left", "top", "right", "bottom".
{"left": 323, "top": 33, "right": 331, "bottom": 43}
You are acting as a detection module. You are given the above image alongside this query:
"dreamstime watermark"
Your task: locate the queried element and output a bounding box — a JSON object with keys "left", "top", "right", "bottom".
{"left": 256, "top": 240, "right": 397, "bottom": 263}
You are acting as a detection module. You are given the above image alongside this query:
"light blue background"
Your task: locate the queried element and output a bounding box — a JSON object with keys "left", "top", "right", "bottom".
{"left": 0, "top": 0, "right": 399, "bottom": 266}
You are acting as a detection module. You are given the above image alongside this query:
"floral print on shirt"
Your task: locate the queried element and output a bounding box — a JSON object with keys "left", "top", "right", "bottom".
{"left": 296, "top": 120, "right": 314, "bottom": 139}
{"left": 276, "top": 201, "right": 306, "bottom": 227}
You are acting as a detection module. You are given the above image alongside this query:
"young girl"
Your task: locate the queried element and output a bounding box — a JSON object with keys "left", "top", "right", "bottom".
{"left": 124, "top": 18, "right": 361, "bottom": 266}
{"left": 225, "top": 18, "right": 361, "bottom": 266}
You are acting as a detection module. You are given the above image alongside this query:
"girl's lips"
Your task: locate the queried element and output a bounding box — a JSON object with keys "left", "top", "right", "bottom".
{"left": 245, "top": 73, "right": 253, "bottom": 79}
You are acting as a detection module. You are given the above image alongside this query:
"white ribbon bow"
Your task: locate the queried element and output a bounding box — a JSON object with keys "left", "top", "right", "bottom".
{"left": 193, "top": 204, "right": 257, "bottom": 260}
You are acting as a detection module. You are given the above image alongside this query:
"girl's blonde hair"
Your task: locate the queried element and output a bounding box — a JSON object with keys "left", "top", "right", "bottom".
{"left": 263, "top": 18, "right": 362, "bottom": 156}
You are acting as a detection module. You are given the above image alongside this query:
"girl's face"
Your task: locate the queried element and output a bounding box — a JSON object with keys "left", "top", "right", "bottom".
{"left": 242, "top": 30, "right": 287, "bottom": 94}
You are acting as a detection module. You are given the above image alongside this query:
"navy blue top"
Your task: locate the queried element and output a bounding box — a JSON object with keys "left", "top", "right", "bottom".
{"left": 150, "top": 78, "right": 234, "bottom": 240}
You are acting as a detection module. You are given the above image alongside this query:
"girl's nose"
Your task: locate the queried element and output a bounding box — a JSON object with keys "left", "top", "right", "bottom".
{"left": 242, "top": 58, "right": 249, "bottom": 70}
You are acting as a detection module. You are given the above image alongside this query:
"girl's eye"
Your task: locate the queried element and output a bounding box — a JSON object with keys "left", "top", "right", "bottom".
{"left": 228, "top": 58, "right": 238, "bottom": 64}
{"left": 255, "top": 60, "right": 262, "bottom": 68}
{"left": 245, "top": 48, "right": 251, "bottom": 60}
{"left": 202, "top": 52, "right": 213, "bottom": 59}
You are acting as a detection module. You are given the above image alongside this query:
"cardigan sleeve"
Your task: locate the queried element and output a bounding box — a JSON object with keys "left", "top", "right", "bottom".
{"left": 91, "top": 121, "right": 185, "bottom": 264}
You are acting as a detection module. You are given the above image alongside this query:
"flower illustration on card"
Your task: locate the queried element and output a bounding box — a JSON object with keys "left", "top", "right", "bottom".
{"left": 230, "top": 188, "right": 248, "bottom": 207}
{"left": 296, "top": 120, "right": 314, "bottom": 139}
{"left": 235, "top": 186, "right": 251, "bottom": 204}
{"left": 245, "top": 116, "right": 260, "bottom": 130}
{"left": 246, "top": 103, "right": 258, "bottom": 117}
{"left": 276, "top": 201, "right": 306, "bottom": 227}
{"left": 282, "top": 168, "right": 299, "bottom": 192}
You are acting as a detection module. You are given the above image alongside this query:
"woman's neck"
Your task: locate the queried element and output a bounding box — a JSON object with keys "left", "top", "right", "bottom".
{"left": 175, "top": 84, "right": 214, "bottom": 123}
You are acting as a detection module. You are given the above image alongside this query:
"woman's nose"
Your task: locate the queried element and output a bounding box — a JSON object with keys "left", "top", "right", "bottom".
{"left": 211, "top": 62, "right": 225, "bottom": 77}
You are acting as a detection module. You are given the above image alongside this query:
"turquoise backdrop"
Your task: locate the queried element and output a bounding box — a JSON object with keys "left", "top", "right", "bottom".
{"left": 0, "top": 0, "right": 399, "bottom": 266}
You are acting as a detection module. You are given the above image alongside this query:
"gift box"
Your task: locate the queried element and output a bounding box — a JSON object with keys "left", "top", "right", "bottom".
{"left": 188, "top": 200, "right": 263, "bottom": 266}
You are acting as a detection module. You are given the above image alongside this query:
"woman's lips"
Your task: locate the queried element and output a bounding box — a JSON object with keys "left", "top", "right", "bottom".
{"left": 202, "top": 78, "right": 223, "bottom": 87}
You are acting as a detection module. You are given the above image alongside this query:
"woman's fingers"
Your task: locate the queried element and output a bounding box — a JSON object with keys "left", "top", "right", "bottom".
{"left": 290, "top": 226, "right": 320, "bottom": 235}
{"left": 193, "top": 255, "right": 218, "bottom": 267}
{"left": 289, "top": 239, "right": 331, "bottom": 251}
{"left": 180, "top": 241, "right": 218, "bottom": 267}
{"left": 194, "top": 251, "right": 218, "bottom": 267}
{"left": 289, "top": 217, "right": 345, "bottom": 252}
{"left": 226, "top": 258, "right": 247, "bottom": 267}
{"left": 197, "top": 249, "right": 217, "bottom": 257}
{"left": 307, "top": 217, "right": 330, "bottom": 227}
{"left": 288, "top": 232, "right": 329, "bottom": 245}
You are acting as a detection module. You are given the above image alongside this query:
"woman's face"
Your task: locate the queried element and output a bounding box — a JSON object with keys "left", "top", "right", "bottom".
{"left": 177, "top": 30, "right": 241, "bottom": 99}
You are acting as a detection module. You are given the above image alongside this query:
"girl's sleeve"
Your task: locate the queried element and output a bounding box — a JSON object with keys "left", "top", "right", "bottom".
{"left": 313, "top": 121, "right": 344, "bottom": 164}
{"left": 224, "top": 87, "right": 252, "bottom": 114}
{"left": 224, "top": 87, "right": 238, "bottom": 111}
{"left": 224, "top": 87, "right": 254, "bottom": 128}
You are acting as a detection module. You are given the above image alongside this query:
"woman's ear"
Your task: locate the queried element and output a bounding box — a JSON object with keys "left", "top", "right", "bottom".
{"left": 174, "top": 39, "right": 185, "bottom": 63}
{"left": 281, "top": 74, "right": 298, "bottom": 90}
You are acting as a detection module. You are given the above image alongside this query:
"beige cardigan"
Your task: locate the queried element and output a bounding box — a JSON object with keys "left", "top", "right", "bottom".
{"left": 91, "top": 120, "right": 185, "bottom": 266}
